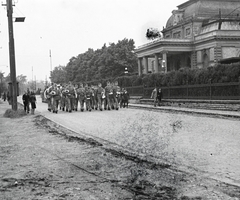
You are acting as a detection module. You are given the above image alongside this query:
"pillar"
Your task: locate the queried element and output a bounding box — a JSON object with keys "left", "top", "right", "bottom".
{"left": 143, "top": 56, "right": 148, "bottom": 74}
{"left": 162, "top": 52, "right": 168, "bottom": 73}
{"left": 138, "top": 58, "right": 142, "bottom": 76}
{"left": 154, "top": 54, "right": 159, "bottom": 73}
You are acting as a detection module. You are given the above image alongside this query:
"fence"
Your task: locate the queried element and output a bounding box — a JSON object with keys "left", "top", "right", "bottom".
{"left": 125, "top": 78, "right": 240, "bottom": 100}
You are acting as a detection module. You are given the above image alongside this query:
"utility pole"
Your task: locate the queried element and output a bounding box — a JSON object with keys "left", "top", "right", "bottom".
{"left": 7, "top": 0, "right": 17, "bottom": 110}
{"left": 32, "top": 66, "right": 33, "bottom": 90}
{"left": 34, "top": 75, "right": 36, "bottom": 91}
{"left": 49, "top": 49, "right": 52, "bottom": 82}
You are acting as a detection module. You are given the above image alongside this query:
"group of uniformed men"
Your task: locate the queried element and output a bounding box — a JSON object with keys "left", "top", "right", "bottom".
{"left": 43, "top": 81, "right": 129, "bottom": 113}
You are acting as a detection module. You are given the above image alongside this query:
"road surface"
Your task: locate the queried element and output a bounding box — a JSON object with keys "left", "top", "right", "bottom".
{"left": 23, "top": 95, "right": 240, "bottom": 189}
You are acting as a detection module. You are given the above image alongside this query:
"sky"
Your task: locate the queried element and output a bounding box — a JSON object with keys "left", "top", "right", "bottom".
{"left": 0, "top": 0, "right": 185, "bottom": 82}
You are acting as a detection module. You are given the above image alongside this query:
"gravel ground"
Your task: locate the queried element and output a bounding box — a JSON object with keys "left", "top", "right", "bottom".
{"left": 1, "top": 99, "right": 240, "bottom": 199}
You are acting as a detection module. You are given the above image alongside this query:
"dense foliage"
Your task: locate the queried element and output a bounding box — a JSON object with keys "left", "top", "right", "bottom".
{"left": 50, "top": 38, "right": 138, "bottom": 86}
{"left": 118, "top": 62, "right": 240, "bottom": 88}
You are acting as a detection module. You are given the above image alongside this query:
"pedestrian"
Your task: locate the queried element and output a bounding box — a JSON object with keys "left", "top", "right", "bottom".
{"left": 156, "top": 88, "right": 163, "bottom": 106}
{"left": 121, "top": 88, "right": 129, "bottom": 108}
{"left": 3, "top": 92, "right": 6, "bottom": 101}
{"left": 29, "top": 91, "right": 37, "bottom": 114}
{"left": 7, "top": 91, "right": 11, "bottom": 105}
{"left": 151, "top": 86, "right": 162, "bottom": 107}
{"left": 151, "top": 86, "right": 157, "bottom": 107}
{"left": 22, "top": 91, "right": 30, "bottom": 113}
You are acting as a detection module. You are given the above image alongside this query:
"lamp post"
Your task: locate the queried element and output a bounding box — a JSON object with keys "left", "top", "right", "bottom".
{"left": 6, "top": 0, "right": 25, "bottom": 110}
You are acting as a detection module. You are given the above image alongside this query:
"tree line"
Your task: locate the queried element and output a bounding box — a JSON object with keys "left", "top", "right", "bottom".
{"left": 50, "top": 38, "right": 138, "bottom": 85}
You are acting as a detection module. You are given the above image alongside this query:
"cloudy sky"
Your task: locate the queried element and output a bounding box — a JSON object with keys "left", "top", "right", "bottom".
{"left": 0, "top": 0, "right": 185, "bottom": 81}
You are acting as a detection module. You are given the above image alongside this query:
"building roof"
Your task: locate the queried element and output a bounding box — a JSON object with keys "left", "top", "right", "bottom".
{"left": 166, "top": 0, "right": 240, "bottom": 29}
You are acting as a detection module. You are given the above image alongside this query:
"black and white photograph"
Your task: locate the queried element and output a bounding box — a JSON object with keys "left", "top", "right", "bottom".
{"left": 0, "top": 0, "right": 240, "bottom": 199}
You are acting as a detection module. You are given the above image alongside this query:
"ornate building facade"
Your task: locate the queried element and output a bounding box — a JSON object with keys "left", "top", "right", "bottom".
{"left": 135, "top": 0, "right": 240, "bottom": 75}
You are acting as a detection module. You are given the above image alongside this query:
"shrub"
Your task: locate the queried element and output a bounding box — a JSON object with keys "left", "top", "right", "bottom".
{"left": 4, "top": 109, "right": 27, "bottom": 118}
{"left": 114, "top": 63, "right": 240, "bottom": 88}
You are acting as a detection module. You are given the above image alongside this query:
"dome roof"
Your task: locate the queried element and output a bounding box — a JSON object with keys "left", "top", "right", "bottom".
{"left": 165, "top": 0, "right": 240, "bottom": 29}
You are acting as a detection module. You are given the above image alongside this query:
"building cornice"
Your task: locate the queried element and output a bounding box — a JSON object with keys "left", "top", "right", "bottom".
{"left": 135, "top": 39, "right": 193, "bottom": 53}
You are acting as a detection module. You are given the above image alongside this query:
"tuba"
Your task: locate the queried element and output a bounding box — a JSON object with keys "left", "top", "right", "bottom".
{"left": 50, "top": 90, "right": 56, "bottom": 96}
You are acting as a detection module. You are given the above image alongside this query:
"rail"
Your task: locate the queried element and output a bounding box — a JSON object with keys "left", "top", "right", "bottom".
{"left": 125, "top": 79, "right": 240, "bottom": 100}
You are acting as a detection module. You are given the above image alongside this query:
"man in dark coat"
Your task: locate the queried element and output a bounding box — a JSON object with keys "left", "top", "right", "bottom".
{"left": 22, "top": 91, "right": 30, "bottom": 113}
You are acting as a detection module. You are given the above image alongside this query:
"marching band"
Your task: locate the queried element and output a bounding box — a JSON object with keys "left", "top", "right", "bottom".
{"left": 43, "top": 81, "right": 129, "bottom": 113}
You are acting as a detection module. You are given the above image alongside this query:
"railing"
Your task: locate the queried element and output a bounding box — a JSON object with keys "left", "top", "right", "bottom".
{"left": 125, "top": 79, "right": 240, "bottom": 100}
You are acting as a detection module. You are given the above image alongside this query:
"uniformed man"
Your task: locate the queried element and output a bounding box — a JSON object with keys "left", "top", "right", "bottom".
{"left": 76, "top": 83, "right": 86, "bottom": 112}
{"left": 85, "top": 84, "right": 93, "bottom": 112}
{"left": 112, "top": 81, "right": 121, "bottom": 110}
{"left": 51, "top": 84, "right": 61, "bottom": 113}
{"left": 60, "top": 84, "right": 67, "bottom": 111}
{"left": 96, "top": 82, "right": 105, "bottom": 111}
{"left": 104, "top": 81, "right": 113, "bottom": 110}
{"left": 74, "top": 84, "right": 79, "bottom": 111}
{"left": 90, "top": 84, "right": 97, "bottom": 110}
{"left": 44, "top": 83, "right": 54, "bottom": 112}
{"left": 65, "top": 82, "right": 76, "bottom": 112}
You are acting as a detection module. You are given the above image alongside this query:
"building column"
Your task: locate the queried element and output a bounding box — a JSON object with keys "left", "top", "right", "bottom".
{"left": 191, "top": 51, "right": 197, "bottom": 69}
{"left": 162, "top": 52, "right": 168, "bottom": 73}
{"left": 143, "top": 56, "right": 148, "bottom": 74}
{"left": 138, "top": 58, "right": 142, "bottom": 76}
{"left": 154, "top": 54, "right": 159, "bottom": 73}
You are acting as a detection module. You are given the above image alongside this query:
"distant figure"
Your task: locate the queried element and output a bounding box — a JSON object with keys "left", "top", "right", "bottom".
{"left": 22, "top": 91, "right": 30, "bottom": 113}
{"left": 3, "top": 92, "right": 6, "bottom": 101}
{"left": 151, "top": 87, "right": 163, "bottom": 107}
{"left": 7, "top": 91, "right": 11, "bottom": 105}
{"left": 121, "top": 88, "right": 129, "bottom": 108}
{"left": 29, "top": 91, "right": 37, "bottom": 114}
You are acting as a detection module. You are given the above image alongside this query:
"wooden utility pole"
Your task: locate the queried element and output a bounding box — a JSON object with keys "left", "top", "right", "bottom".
{"left": 7, "top": 0, "right": 18, "bottom": 110}
{"left": 49, "top": 50, "right": 52, "bottom": 82}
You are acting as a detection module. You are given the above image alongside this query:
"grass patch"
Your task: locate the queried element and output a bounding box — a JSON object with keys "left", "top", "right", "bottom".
{"left": 3, "top": 108, "right": 27, "bottom": 118}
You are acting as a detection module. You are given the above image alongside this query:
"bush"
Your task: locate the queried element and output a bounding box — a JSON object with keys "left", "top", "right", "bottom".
{"left": 114, "top": 63, "right": 240, "bottom": 88}
{"left": 4, "top": 109, "right": 27, "bottom": 118}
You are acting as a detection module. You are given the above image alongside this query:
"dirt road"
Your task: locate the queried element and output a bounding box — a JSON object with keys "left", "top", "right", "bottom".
{"left": 1, "top": 99, "right": 240, "bottom": 199}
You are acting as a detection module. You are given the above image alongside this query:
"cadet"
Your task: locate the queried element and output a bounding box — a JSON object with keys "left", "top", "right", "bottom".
{"left": 65, "top": 82, "right": 76, "bottom": 112}
{"left": 44, "top": 83, "right": 54, "bottom": 112}
{"left": 96, "top": 82, "right": 105, "bottom": 111}
{"left": 85, "top": 84, "right": 92, "bottom": 111}
{"left": 76, "top": 83, "right": 86, "bottom": 112}
{"left": 112, "top": 81, "right": 121, "bottom": 110}
{"left": 104, "top": 81, "right": 113, "bottom": 110}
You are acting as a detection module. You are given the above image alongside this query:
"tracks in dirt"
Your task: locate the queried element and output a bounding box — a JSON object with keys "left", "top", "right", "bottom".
{"left": 34, "top": 115, "right": 180, "bottom": 199}
{"left": 33, "top": 114, "right": 240, "bottom": 199}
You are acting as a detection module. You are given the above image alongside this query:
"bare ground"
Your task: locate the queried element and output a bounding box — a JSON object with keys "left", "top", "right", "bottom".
{"left": 0, "top": 101, "right": 240, "bottom": 200}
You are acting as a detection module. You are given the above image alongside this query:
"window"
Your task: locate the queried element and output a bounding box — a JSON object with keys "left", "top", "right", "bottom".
{"left": 165, "top": 34, "right": 170, "bottom": 38}
{"left": 173, "top": 31, "right": 181, "bottom": 38}
{"left": 186, "top": 28, "right": 191, "bottom": 37}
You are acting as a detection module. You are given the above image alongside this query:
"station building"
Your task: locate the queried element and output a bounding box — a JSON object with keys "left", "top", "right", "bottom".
{"left": 135, "top": 0, "right": 240, "bottom": 75}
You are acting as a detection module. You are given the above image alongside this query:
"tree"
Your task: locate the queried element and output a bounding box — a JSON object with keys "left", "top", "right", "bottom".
{"left": 63, "top": 38, "right": 138, "bottom": 84}
{"left": 17, "top": 74, "right": 27, "bottom": 94}
{"left": 50, "top": 65, "right": 67, "bottom": 83}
